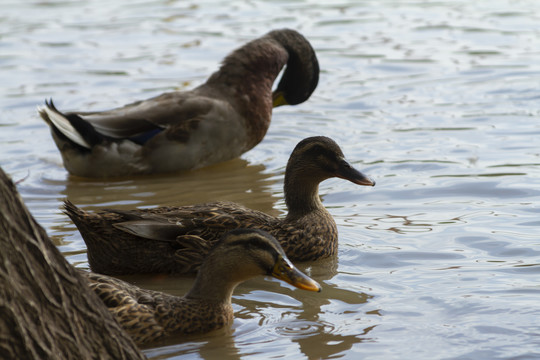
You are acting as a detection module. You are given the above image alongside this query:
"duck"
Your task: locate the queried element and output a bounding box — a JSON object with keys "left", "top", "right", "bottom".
{"left": 38, "top": 29, "right": 319, "bottom": 177}
{"left": 82, "top": 228, "right": 321, "bottom": 345}
{"left": 65, "top": 136, "right": 375, "bottom": 275}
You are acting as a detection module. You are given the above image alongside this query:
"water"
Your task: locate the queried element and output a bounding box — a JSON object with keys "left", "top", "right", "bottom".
{"left": 1, "top": 0, "right": 540, "bottom": 359}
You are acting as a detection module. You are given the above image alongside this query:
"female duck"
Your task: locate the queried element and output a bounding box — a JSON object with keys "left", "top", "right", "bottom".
{"left": 65, "top": 136, "right": 375, "bottom": 275}
{"left": 83, "top": 229, "right": 320, "bottom": 345}
{"left": 39, "top": 29, "right": 319, "bottom": 177}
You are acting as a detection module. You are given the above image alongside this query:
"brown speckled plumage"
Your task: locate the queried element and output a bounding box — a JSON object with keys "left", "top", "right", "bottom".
{"left": 84, "top": 272, "right": 232, "bottom": 344}
{"left": 81, "top": 229, "right": 320, "bottom": 345}
{"left": 65, "top": 136, "right": 375, "bottom": 275}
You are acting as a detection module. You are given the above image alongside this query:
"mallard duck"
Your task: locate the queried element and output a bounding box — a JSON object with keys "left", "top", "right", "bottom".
{"left": 65, "top": 136, "right": 375, "bottom": 275}
{"left": 38, "top": 29, "right": 319, "bottom": 178}
{"left": 83, "top": 228, "right": 321, "bottom": 345}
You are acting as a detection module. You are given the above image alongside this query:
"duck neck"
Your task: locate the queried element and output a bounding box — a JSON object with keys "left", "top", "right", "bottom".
{"left": 208, "top": 35, "right": 288, "bottom": 92}
{"left": 185, "top": 261, "right": 238, "bottom": 305}
{"left": 205, "top": 37, "right": 289, "bottom": 150}
{"left": 284, "top": 172, "right": 326, "bottom": 220}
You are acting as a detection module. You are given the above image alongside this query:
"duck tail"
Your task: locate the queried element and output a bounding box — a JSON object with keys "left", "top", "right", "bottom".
{"left": 38, "top": 99, "right": 97, "bottom": 149}
{"left": 62, "top": 199, "right": 86, "bottom": 222}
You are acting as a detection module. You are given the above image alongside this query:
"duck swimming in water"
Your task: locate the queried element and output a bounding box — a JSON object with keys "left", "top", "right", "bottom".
{"left": 39, "top": 29, "right": 319, "bottom": 177}
{"left": 82, "top": 229, "right": 321, "bottom": 345}
{"left": 65, "top": 136, "right": 375, "bottom": 275}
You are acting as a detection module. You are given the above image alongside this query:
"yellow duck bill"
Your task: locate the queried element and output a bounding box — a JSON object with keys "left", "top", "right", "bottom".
{"left": 272, "top": 255, "right": 321, "bottom": 292}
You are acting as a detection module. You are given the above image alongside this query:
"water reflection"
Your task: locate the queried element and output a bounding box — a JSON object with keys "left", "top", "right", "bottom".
{"left": 290, "top": 284, "right": 374, "bottom": 359}
{"left": 233, "top": 256, "right": 373, "bottom": 359}
{"left": 138, "top": 255, "right": 371, "bottom": 359}
{"left": 4, "top": 0, "right": 540, "bottom": 358}
{"left": 58, "top": 158, "right": 278, "bottom": 213}
{"left": 294, "top": 324, "right": 376, "bottom": 359}
{"left": 143, "top": 327, "right": 240, "bottom": 360}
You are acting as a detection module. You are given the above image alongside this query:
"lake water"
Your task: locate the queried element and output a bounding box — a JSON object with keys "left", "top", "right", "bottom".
{"left": 1, "top": 0, "right": 540, "bottom": 359}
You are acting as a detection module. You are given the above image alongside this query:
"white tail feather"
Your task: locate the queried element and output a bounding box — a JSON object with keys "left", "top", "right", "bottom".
{"left": 38, "top": 105, "right": 91, "bottom": 149}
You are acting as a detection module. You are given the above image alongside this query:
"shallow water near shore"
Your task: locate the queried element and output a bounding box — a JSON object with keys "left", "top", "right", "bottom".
{"left": 1, "top": 1, "right": 540, "bottom": 359}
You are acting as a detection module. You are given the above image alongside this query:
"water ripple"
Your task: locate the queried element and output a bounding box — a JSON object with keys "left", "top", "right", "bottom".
{"left": 2, "top": 1, "right": 540, "bottom": 359}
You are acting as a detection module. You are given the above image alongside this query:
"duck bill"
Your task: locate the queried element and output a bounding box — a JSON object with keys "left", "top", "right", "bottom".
{"left": 272, "top": 91, "right": 289, "bottom": 107}
{"left": 336, "top": 160, "right": 376, "bottom": 186}
{"left": 271, "top": 256, "right": 321, "bottom": 292}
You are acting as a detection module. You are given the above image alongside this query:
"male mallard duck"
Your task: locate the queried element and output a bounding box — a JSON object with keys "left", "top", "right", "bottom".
{"left": 38, "top": 29, "right": 319, "bottom": 177}
{"left": 65, "top": 136, "right": 375, "bottom": 275}
{"left": 83, "top": 228, "right": 321, "bottom": 345}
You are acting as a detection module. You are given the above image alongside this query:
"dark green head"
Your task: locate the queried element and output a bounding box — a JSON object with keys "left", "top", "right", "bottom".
{"left": 269, "top": 29, "right": 319, "bottom": 107}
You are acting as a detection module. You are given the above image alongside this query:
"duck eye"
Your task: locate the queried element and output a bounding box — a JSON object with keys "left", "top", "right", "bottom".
{"left": 341, "top": 159, "right": 351, "bottom": 168}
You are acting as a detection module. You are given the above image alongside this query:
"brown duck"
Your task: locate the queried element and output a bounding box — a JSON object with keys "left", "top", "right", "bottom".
{"left": 65, "top": 136, "right": 375, "bottom": 275}
{"left": 38, "top": 29, "right": 319, "bottom": 177}
{"left": 83, "top": 228, "right": 321, "bottom": 345}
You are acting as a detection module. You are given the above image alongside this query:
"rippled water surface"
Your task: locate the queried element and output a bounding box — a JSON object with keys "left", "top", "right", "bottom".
{"left": 2, "top": 1, "right": 540, "bottom": 359}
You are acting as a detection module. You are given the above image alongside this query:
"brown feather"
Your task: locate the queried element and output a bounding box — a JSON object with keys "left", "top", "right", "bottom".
{"left": 65, "top": 136, "right": 375, "bottom": 275}
{"left": 80, "top": 229, "right": 319, "bottom": 345}
{"left": 39, "top": 29, "right": 319, "bottom": 177}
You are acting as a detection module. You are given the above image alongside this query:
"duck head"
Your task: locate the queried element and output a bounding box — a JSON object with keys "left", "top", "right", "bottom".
{"left": 186, "top": 228, "right": 321, "bottom": 301}
{"left": 270, "top": 29, "right": 320, "bottom": 107}
{"left": 285, "top": 136, "right": 375, "bottom": 187}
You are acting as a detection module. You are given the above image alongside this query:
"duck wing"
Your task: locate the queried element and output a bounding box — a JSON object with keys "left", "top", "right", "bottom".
{"left": 110, "top": 201, "right": 277, "bottom": 243}
{"left": 83, "top": 270, "right": 180, "bottom": 344}
{"left": 41, "top": 91, "right": 217, "bottom": 148}
{"left": 107, "top": 202, "right": 275, "bottom": 274}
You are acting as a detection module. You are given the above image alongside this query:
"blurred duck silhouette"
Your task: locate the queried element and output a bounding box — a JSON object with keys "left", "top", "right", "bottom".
{"left": 39, "top": 29, "right": 319, "bottom": 177}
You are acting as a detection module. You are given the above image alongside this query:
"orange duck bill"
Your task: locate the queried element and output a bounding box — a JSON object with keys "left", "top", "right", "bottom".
{"left": 271, "top": 255, "right": 322, "bottom": 292}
